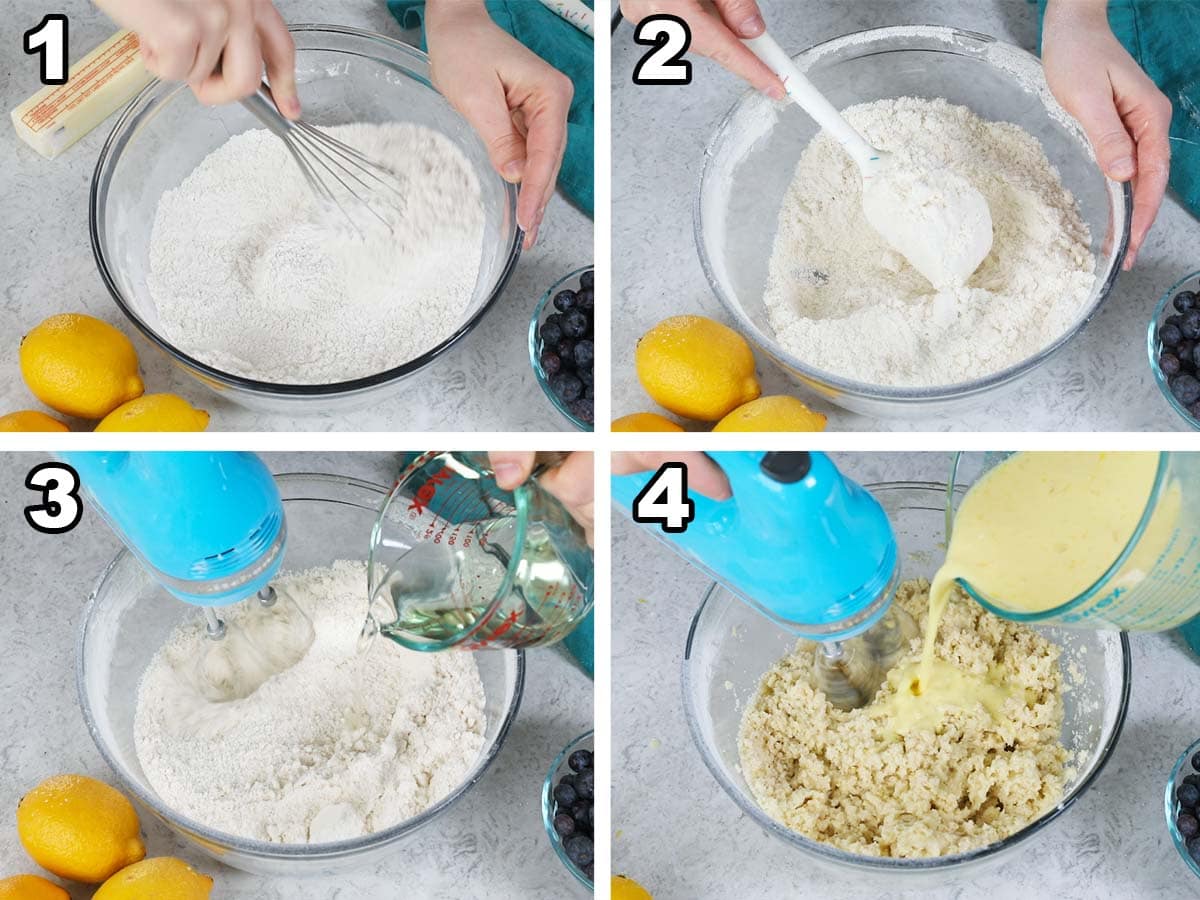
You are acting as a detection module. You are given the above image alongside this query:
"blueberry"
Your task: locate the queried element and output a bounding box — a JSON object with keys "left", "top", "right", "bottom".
{"left": 577, "top": 288, "right": 594, "bottom": 313}
{"left": 1178, "top": 341, "right": 1196, "bottom": 368}
{"left": 568, "top": 749, "right": 592, "bottom": 772}
{"left": 553, "top": 811, "right": 576, "bottom": 838}
{"left": 1182, "top": 310, "right": 1200, "bottom": 340}
{"left": 553, "top": 780, "right": 578, "bottom": 808}
{"left": 540, "top": 321, "right": 563, "bottom": 348}
{"left": 1180, "top": 813, "right": 1200, "bottom": 839}
{"left": 579, "top": 269, "right": 593, "bottom": 291}
{"left": 1172, "top": 374, "right": 1200, "bottom": 406}
{"left": 540, "top": 350, "right": 562, "bottom": 376}
{"left": 1175, "top": 290, "right": 1198, "bottom": 313}
{"left": 1161, "top": 323, "right": 1183, "bottom": 348}
{"left": 574, "top": 340, "right": 594, "bottom": 370}
{"left": 564, "top": 834, "right": 593, "bottom": 868}
{"left": 553, "top": 289, "right": 578, "bottom": 313}
{"left": 1161, "top": 353, "right": 1182, "bottom": 377}
{"left": 1179, "top": 782, "right": 1200, "bottom": 809}
{"left": 1185, "top": 773, "right": 1200, "bottom": 789}
{"left": 571, "top": 800, "right": 592, "bottom": 831}
{"left": 562, "top": 310, "right": 589, "bottom": 339}
{"left": 1192, "top": 750, "right": 1200, "bottom": 772}
{"left": 556, "top": 340, "right": 576, "bottom": 368}
{"left": 1190, "top": 400, "right": 1200, "bottom": 420}
{"left": 584, "top": 384, "right": 594, "bottom": 401}
{"left": 551, "top": 373, "right": 583, "bottom": 403}
{"left": 575, "top": 768, "right": 594, "bottom": 800}
{"left": 583, "top": 863, "right": 594, "bottom": 882}
{"left": 1190, "top": 834, "right": 1200, "bottom": 863}
{"left": 569, "top": 397, "right": 593, "bottom": 424}
{"left": 579, "top": 367, "right": 594, "bottom": 387}
{"left": 1168, "top": 314, "right": 1185, "bottom": 329}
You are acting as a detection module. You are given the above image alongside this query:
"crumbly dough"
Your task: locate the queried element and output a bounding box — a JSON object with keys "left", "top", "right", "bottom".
{"left": 738, "top": 579, "right": 1066, "bottom": 858}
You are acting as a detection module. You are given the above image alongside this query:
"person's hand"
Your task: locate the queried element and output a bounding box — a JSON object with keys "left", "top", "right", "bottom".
{"left": 490, "top": 452, "right": 594, "bottom": 546}
{"left": 95, "top": 0, "right": 300, "bottom": 117}
{"left": 620, "top": 0, "right": 784, "bottom": 99}
{"left": 426, "top": 1, "right": 574, "bottom": 250}
{"left": 1043, "top": 0, "right": 1171, "bottom": 269}
{"left": 612, "top": 452, "right": 731, "bottom": 499}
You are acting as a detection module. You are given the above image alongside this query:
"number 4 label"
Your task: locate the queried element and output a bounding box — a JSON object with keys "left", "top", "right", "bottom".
{"left": 632, "top": 463, "right": 694, "bottom": 533}
{"left": 632, "top": 15, "right": 692, "bottom": 85}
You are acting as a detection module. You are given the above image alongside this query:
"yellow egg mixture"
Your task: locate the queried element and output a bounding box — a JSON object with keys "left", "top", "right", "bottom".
{"left": 739, "top": 452, "right": 1161, "bottom": 858}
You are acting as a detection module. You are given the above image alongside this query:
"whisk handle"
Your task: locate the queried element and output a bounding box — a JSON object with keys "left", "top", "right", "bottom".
{"left": 240, "top": 82, "right": 293, "bottom": 139}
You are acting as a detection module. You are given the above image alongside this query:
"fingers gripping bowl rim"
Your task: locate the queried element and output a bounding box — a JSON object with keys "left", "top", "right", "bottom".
{"left": 695, "top": 25, "right": 1131, "bottom": 418}
{"left": 90, "top": 24, "right": 521, "bottom": 410}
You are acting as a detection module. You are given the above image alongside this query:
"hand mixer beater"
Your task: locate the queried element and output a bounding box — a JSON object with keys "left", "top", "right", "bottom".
{"left": 614, "top": 451, "right": 916, "bottom": 709}
{"left": 62, "top": 451, "right": 314, "bottom": 703}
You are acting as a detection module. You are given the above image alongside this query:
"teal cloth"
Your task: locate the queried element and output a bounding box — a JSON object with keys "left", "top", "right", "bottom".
{"left": 389, "top": 0, "right": 594, "bottom": 217}
{"left": 1037, "top": 0, "right": 1200, "bottom": 218}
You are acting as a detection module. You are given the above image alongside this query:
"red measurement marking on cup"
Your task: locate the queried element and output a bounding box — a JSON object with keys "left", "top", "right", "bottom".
{"left": 408, "top": 465, "right": 455, "bottom": 516}
{"left": 463, "top": 609, "right": 521, "bottom": 650}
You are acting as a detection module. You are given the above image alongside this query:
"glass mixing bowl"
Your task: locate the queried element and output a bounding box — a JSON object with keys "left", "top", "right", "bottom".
{"left": 1147, "top": 271, "right": 1200, "bottom": 432}
{"left": 1165, "top": 737, "right": 1200, "bottom": 879}
{"left": 77, "top": 473, "right": 525, "bottom": 877}
{"left": 529, "top": 266, "right": 596, "bottom": 431}
{"left": 541, "top": 730, "right": 595, "bottom": 892}
{"left": 682, "top": 482, "right": 1130, "bottom": 879}
{"left": 90, "top": 25, "right": 521, "bottom": 413}
{"left": 696, "top": 26, "right": 1130, "bottom": 419}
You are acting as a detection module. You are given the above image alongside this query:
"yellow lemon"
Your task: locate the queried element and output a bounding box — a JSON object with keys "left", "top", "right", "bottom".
{"left": 0, "top": 875, "right": 69, "bottom": 900}
{"left": 94, "top": 858, "right": 213, "bottom": 900}
{"left": 612, "top": 412, "right": 685, "bottom": 433}
{"left": 19, "top": 314, "right": 143, "bottom": 419}
{"left": 16, "top": 775, "right": 145, "bottom": 884}
{"left": 0, "top": 411, "right": 69, "bottom": 432}
{"left": 712, "top": 395, "right": 827, "bottom": 432}
{"left": 95, "top": 394, "right": 209, "bottom": 432}
{"left": 635, "top": 316, "right": 759, "bottom": 421}
{"left": 612, "top": 875, "right": 653, "bottom": 900}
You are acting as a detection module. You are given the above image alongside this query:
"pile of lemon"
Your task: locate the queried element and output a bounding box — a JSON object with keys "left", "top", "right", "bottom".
{"left": 1, "top": 314, "right": 209, "bottom": 433}
{"left": 0, "top": 774, "right": 211, "bottom": 899}
{"left": 614, "top": 316, "right": 826, "bottom": 432}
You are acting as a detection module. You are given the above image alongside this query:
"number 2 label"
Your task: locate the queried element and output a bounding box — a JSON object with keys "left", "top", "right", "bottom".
{"left": 632, "top": 15, "right": 692, "bottom": 85}
{"left": 632, "top": 463, "right": 694, "bottom": 533}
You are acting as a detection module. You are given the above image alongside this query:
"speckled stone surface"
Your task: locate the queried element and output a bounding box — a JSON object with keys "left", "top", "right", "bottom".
{"left": 613, "top": 452, "right": 1200, "bottom": 897}
{"left": 0, "top": 451, "right": 593, "bottom": 899}
{"left": 0, "top": 0, "right": 592, "bottom": 433}
{"left": 612, "top": 1, "right": 1200, "bottom": 431}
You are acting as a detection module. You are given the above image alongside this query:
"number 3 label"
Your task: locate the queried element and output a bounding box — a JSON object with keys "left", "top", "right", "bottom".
{"left": 632, "top": 463, "right": 694, "bottom": 533}
{"left": 632, "top": 15, "right": 692, "bottom": 85}
{"left": 25, "top": 463, "right": 82, "bottom": 535}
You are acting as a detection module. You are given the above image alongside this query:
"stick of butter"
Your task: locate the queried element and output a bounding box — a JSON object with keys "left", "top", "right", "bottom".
{"left": 11, "top": 29, "right": 154, "bottom": 159}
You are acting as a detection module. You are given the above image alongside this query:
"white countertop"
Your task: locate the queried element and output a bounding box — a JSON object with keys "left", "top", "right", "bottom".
{"left": 0, "top": 451, "right": 593, "bottom": 899}
{"left": 0, "top": 0, "right": 592, "bottom": 433}
{"left": 612, "top": 0, "right": 1200, "bottom": 431}
{"left": 612, "top": 451, "right": 1200, "bottom": 897}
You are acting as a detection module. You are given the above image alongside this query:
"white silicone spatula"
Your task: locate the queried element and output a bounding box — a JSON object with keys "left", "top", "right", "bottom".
{"left": 744, "top": 32, "right": 994, "bottom": 290}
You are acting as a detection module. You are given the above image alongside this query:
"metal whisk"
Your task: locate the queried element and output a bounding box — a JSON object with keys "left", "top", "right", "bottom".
{"left": 240, "top": 82, "right": 404, "bottom": 235}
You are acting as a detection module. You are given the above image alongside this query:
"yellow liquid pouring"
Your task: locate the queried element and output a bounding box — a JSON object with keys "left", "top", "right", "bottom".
{"left": 893, "top": 452, "right": 1162, "bottom": 728}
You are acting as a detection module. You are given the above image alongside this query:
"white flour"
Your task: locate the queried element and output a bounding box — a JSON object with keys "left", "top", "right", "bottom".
{"left": 764, "top": 97, "right": 1095, "bottom": 388}
{"left": 134, "top": 560, "right": 487, "bottom": 843}
{"left": 147, "top": 123, "right": 485, "bottom": 384}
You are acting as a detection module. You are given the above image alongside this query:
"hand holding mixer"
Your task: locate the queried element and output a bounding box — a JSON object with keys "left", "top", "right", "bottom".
{"left": 614, "top": 451, "right": 916, "bottom": 709}
{"left": 62, "top": 451, "right": 314, "bottom": 703}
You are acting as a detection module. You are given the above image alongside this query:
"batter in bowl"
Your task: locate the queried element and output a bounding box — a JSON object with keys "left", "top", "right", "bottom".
{"left": 738, "top": 578, "right": 1067, "bottom": 858}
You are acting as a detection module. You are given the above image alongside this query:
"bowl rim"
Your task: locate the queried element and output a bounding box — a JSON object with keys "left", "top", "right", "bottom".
{"left": 1145, "top": 270, "right": 1200, "bottom": 431}
{"left": 694, "top": 24, "right": 1132, "bottom": 405}
{"left": 680, "top": 479, "right": 1133, "bottom": 871}
{"left": 89, "top": 23, "right": 522, "bottom": 398}
{"left": 75, "top": 471, "right": 527, "bottom": 860}
{"left": 1164, "top": 737, "right": 1200, "bottom": 879}
{"left": 528, "top": 265, "right": 596, "bottom": 431}
{"left": 540, "top": 729, "right": 595, "bottom": 889}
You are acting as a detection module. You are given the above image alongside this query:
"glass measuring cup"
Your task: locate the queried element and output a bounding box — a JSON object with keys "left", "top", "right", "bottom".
{"left": 948, "top": 451, "right": 1200, "bottom": 630}
{"left": 366, "top": 452, "right": 593, "bottom": 651}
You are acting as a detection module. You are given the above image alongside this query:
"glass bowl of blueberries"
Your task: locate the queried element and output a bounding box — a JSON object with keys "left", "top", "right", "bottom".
{"left": 542, "top": 730, "right": 594, "bottom": 890}
{"left": 1148, "top": 272, "right": 1200, "bottom": 430}
{"left": 1166, "top": 738, "right": 1200, "bottom": 878}
{"left": 530, "top": 266, "right": 595, "bottom": 430}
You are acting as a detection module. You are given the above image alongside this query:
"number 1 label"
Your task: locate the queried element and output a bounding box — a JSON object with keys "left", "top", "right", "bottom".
{"left": 24, "top": 14, "right": 69, "bottom": 86}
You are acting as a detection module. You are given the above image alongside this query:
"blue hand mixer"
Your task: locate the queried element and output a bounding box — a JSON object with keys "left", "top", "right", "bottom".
{"left": 62, "top": 451, "right": 314, "bottom": 701}
{"left": 613, "top": 451, "right": 916, "bottom": 707}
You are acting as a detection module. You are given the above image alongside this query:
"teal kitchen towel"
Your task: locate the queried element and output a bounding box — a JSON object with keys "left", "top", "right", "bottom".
{"left": 390, "top": 0, "right": 594, "bottom": 216}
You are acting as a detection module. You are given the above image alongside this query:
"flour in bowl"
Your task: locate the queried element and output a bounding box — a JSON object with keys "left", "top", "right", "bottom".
{"left": 764, "top": 97, "right": 1095, "bottom": 388}
{"left": 147, "top": 123, "right": 485, "bottom": 384}
{"left": 133, "top": 560, "right": 487, "bottom": 843}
